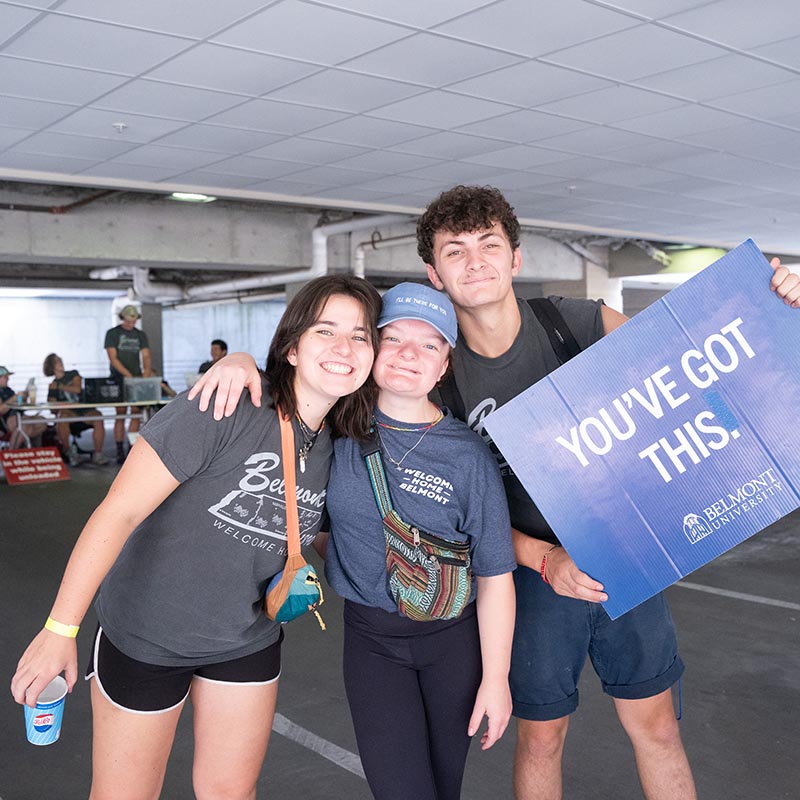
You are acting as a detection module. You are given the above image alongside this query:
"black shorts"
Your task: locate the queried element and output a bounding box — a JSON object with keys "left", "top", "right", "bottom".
{"left": 85, "top": 627, "right": 283, "bottom": 714}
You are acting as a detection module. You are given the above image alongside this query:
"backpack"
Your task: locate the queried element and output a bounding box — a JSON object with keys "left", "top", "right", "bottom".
{"left": 437, "top": 297, "right": 582, "bottom": 422}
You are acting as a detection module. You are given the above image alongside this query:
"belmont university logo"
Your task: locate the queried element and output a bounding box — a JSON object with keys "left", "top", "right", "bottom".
{"left": 681, "top": 468, "right": 782, "bottom": 544}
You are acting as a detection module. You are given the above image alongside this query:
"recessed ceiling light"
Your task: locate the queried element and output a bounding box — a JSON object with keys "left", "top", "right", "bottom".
{"left": 168, "top": 192, "right": 217, "bottom": 203}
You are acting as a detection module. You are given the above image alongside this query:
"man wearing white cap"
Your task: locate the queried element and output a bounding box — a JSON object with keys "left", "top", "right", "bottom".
{"left": 104, "top": 305, "right": 152, "bottom": 463}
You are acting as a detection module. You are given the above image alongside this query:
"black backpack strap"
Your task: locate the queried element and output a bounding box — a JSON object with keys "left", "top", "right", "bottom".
{"left": 527, "top": 298, "right": 582, "bottom": 365}
{"left": 437, "top": 372, "right": 466, "bottom": 422}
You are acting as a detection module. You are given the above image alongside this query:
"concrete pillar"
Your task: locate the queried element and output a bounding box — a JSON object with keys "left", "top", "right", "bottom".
{"left": 141, "top": 302, "right": 163, "bottom": 376}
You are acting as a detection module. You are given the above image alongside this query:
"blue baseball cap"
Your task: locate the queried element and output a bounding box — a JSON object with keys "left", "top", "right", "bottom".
{"left": 378, "top": 282, "right": 457, "bottom": 347}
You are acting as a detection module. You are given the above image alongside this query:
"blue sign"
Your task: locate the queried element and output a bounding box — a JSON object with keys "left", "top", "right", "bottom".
{"left": 485, "top": 240, "right": 800, "bottom": 619}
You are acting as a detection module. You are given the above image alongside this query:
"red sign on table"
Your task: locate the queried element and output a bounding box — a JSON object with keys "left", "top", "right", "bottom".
{"left": 0, "top": 447, "right": 70, "bottom": 485}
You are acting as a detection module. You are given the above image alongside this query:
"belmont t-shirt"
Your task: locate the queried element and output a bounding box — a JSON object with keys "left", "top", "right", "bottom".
{"left": 95, "top": 386, "right": 332, "bottom": 665}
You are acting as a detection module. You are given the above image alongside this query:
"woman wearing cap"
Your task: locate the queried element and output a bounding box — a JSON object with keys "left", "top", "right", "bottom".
{"left": 189, "top": 283, "right": 516, "bottom": 800}
{"left": 12, "top": 276, "right": 381, "bottom": 800}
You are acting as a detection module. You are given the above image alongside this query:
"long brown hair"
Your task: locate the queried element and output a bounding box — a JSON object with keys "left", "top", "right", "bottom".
{"left": 265, "top": 275, "right": 381, "bottom": 440}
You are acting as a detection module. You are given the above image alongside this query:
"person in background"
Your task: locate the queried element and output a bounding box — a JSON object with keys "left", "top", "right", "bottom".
{"left": 0, "top": 366, "right": 46, "bottom": 448}
{"left": 12, "top": 275, "right": 381, "bottom": 800}
{"left": 104, "top": 304, "right": 151, "bottom": 464}
{"left": 198, "top": 339, "right": 228, "bottom": 374}
{"left": 43, "top": 353, "right": 109, "bottom": 466}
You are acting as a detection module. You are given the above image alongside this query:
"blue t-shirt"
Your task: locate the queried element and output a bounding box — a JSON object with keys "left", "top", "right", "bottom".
{"left": 325, "top": 407, "right": 515, "bottom": 614}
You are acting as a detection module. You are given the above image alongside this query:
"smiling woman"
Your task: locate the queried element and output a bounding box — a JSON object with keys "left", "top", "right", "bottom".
{"left": 10, "top": 275, "right": 381, "bottom": 800}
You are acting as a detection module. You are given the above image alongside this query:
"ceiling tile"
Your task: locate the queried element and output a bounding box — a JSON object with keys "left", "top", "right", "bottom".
{"left": 153, "top": 125, "right": 284, "bottom": 153}
{"left": 84, "top": 162, "right": 183, "bottom": 181}
{"left": 112, "top": 144, "right": 224, "bottom": 170}
{"left": 538, "top": 85, "right": 685, "bottom": 124}
{"left": 11, "top": 131, "right": 136, "bottom": 159}
{"left": 434, "top": 0, "right": 640, "bottom": 57}
{"left": 662, "top": 0, "right": 800, "bottom": 49}
{"left": 0, "top": 3, "right": 41, "bottom": 42}
{"left": 403, "top": 159, "right": 509, "bottom": 182}
{"left": 93, "top": 80, "right": 245, "bottom": 120}
{"left": 449, "top": 60, "right": 613, "bottom": 107}
{"left": 212, "top": 0, "right": 409, "bottom": 64}
{"left": 711, "top": 78, "right": 800, "bottom": 122}
{"left": 369, "top": 90, "right": 514, "bottom": 128}
{"left": 342, "top": 32, "right": 522, "bottom": 86}
{"left": 456, "top": 110, "right": 589, "bottom": 143}
{"left": 602, "top": 137, "right": 712, "bottom": 163}
{"left": 546, "top": 23, "right": 726, "bottom": 81}
{"left": 244, "top": 178, "right": 337, "bottom": 195}
{"left": 348, "top": 175, "right": 441, "bottom": 194}
{"left": 204, "top": 99, "right": 347, "bottom": 134}
{"left": 50, "top": 108, "right": 187, "bottom": 142}
{"left": 0, "top": 126, "right": 36, "bottom": 149}
{"left": 248, "top": 137, "right": 369, "bottom": 164}
{"left": 680, "top": 120, "right": 800, "bottom": 153}
{"left": 267, "top": 70, "right": 425, "bottom": 113}
{"left": 309, "top": 116, "right": 434, "bottom": 147}
{"left": 463, "top": 144, "right": 574, "bottom": 169}
{"left": 166, "top": 170, "right": 265, "bottom": 189}
{"left": 0, "top": 95, "right": 76, "bottom": 128}
{"left": 203, "top": 155, "right": 314, "bottom": 179}
{"left": 616, "top": 104, "right": 743, "bottom": 137}
{"left": 391, "top": 130, "right": 508, "bottom": 158}
{"left": 55, "top": 0, "right": 275, "bottom": 38}
{"left": 276, "top": 164, "right": 382, "bottom": 186}
{"left": 4, "top": 15, "right": 189, "bottom": 73}
{"left": 307, "top": 0, "right": 494, "bottom": 28}
{"left": 311, "top": 186, "right": 400, "bottom": 202}
{"left": 331, "top": 149, "right": 442, "bottom": 173}
{"left": 596, "top": 0, "right": 713, "bottom": 18}
{"left": 535, "top": 127, "right": 669, "bottom": 156}
{"left": 0, "top": 151, "right": 99, "bottom": 172}
{"left": 0, "top": 55, "right": 127, "bottom": 103}
{"left": 751, "top": 34, "right": 800, "bottom": 70}
{"left": 635, "top": 53, "right": 797, "bottom": 101}
{"left": 146, "top": 44, "right": 319, "bottom": 95}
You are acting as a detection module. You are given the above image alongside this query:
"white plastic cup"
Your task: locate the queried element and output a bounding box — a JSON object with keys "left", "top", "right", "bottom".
{"left": 24, "top": 676, "right": 67, "bottom": 746}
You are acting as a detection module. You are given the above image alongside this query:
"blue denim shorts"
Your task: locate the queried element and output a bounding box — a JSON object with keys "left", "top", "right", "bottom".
{"left": 510, "top": 566, "right": 684, "bottom": 721}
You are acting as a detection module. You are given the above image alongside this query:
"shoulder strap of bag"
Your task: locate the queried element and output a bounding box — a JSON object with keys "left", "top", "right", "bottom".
{"left": 437, "top": 372, "right": 466, "bottom": 422}
{"left": 278, "top": 411, "right": 301, "bottom": 559}
{"left": 526, "top": 297, "right": 582, "bottom": 365}
{"left": 358, "top": 429, "right": 395, "bottom": 519}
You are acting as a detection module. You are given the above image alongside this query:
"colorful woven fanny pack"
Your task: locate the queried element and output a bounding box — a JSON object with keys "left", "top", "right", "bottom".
{"left": 360, "top": 430, "right": 472, "bottom": 622}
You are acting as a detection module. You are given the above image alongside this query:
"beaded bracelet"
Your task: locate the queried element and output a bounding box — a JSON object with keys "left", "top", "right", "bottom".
{"left": 539, "top": 545, "right": 561, "bottom": 585}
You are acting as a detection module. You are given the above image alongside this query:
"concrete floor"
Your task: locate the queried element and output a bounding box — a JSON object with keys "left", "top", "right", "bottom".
{"left": 1, "top": 458, "right": 798, "bottom": 799}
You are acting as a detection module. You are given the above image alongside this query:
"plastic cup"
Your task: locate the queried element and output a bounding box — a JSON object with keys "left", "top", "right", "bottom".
{"left": 24, "top": 676, "right": 67, "bottom": 746}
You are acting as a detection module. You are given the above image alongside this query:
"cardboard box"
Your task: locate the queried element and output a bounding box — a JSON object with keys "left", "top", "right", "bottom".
{"left": 484, "top": 240, "right": 800, "bottom": 619}
{"left": 82, "top": 376, "right": 123, "bottom": 403}
{"left": 124, "top": 377, "right": 162, "bottom": 403}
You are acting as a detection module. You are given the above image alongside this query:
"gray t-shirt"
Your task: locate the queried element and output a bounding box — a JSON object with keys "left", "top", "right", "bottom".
{"left": 104, "top": 325, "right": 149, "bottom": 377}
{"left": 95, "top": 387, "right": 332, "bottom": 666}
{"left": 325, "top": 408, "right": 515, "bottom": 613}
{"left": 439, "top": 296, "right": 604, "bottom": 545}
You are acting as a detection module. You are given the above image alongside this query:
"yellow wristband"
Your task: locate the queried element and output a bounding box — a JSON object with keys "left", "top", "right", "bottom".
{"left": 44, "top": 617, "right": 80, "bottom": 639}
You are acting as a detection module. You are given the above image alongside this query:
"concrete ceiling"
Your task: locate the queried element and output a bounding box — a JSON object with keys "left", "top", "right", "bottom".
{"left": 2, "top": 0, "right": 800, "bottom": 255}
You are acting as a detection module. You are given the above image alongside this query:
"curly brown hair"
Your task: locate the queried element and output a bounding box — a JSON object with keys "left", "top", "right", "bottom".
{"left": 416, "top": 185, "right": 521, "bottom": 266}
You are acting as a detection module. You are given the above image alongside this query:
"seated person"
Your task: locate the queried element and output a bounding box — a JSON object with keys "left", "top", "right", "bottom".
{"left": 198, "top": 339, "right": 227, "bottom": 373}
{"left": 43, "top": 354, "right": 109, "bottom": 466}
{"left": 0, "top": 366, "right": 47, "bottom": 448}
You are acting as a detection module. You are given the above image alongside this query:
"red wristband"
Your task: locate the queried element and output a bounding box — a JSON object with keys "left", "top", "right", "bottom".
{"left": 540, "top": 545, "right": 560, "bottom": 584}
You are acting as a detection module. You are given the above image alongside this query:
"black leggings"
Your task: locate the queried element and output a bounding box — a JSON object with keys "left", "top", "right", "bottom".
{"left": 342, "top": 600, "right": 482, "bottom": 800}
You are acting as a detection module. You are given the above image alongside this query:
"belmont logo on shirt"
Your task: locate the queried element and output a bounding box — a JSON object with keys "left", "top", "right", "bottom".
{"left": 207, "top": 451, "right": 326, "bottom": 544}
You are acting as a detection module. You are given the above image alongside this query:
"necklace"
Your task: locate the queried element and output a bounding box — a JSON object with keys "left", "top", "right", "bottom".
{"left": 374, "top": 410, "right": 444, "bottom": 470}
{"left": 296, "top": 414, "right": 324, "bottom": 474}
